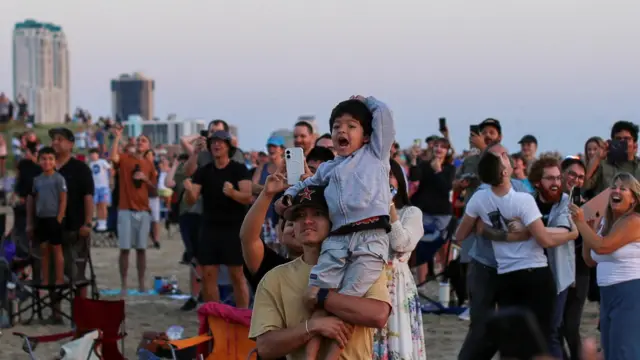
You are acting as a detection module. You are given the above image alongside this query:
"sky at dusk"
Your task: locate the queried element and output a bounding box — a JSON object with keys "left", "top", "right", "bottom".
{"left": 1, "top": 0, "right": 639, "bottom": 154}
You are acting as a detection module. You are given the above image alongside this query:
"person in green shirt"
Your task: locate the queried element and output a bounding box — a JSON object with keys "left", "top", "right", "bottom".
{"left": 583, "top": 121, "right": 640, "bottom": 195}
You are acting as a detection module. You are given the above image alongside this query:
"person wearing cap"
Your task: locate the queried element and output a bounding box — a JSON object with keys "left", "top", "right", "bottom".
{"left": 250, "top": 186, "right": 391, "bottom": 360}
{"left": 252, "top": 135, "right": 286, "bottom": 195}
{"left": 518, "top": 134, "right": 538, "bottom": 170}
{"left": 250, "top": 135, "right": 287, "bottom": 250}
{"left": 180, "top": 119, "right": 245, "bottom": 177}
{"left": 183, "top": 130, "right": 252, "bottom": 307}
{"left": 275, "top": 95, "right": 395, "bottom": 359}
{"left": 110, "top": 126, "right": 157, "bottom": 296}
{"left": 29, "top": 127, "right": 95, "bottom": 323}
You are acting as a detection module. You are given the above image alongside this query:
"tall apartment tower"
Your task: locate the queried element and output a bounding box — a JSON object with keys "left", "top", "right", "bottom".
{"left": 111, "top": 73, "right": 154, "bottom": 121}
{"left": 12, "top": 19, "right": 70, "bottom": 124}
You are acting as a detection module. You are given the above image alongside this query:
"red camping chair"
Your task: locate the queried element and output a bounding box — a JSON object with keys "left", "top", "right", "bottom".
{"left": 14, "top": 297, "right": 127, "bottom": 360}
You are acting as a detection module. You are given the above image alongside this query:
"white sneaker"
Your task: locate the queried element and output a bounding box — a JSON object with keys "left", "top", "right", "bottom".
{"left": 458, "top": 307, "right": 471, "bottom": 321}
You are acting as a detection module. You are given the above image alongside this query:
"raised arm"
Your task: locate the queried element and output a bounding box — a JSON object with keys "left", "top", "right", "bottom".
{"left": 364, "top": 96, "right": 395, "bottom": 160}
{"left": 179, "top": 134, "right": 200, "bottom": 154}
{"left": 164, "top": 161, "right": 180, "bottom": 188}
{"left": 240, "top": 169, "right": 288, "bottom": 274}
{"left": 110, "top": 127, "right": 122, "bottom": 164}
{"left": 389, "top": 206, "right": 424, "bottom": 253}
{"left": 282, "top": 161, "right": 330, "bottom": 199}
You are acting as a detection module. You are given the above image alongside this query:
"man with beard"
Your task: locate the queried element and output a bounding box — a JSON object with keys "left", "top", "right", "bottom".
{"left": 559, "top": 156, "right": 590, "bottom": 360}
{"left": 527, "top": 157, "right": 580, "bottom": 358}
{"left": 293, "top": 121, "right": 315, "bottom": 156}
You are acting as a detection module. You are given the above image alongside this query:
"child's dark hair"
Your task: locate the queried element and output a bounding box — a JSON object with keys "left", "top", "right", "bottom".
{"left": 37, "top": 146, "right": 56, "bottom": 159}
{"left": 88, "top": 148, "right": 100, "bottom": 154}
{"left": 329, "top": 99, "right": 373, "bottom": 136}
{"left": 477, "top": 151, "right": 505, "bottom": 186}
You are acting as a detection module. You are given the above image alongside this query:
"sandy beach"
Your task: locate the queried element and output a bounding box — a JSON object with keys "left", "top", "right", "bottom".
{"left": 1, "top": 210, "right": 601, "bottom": 359}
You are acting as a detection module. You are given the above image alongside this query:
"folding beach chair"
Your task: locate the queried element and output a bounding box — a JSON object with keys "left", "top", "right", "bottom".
{"left": 14, "top": 297, "right": 127, "bottom": 360}
{"left": 16, "top": 233, "right": 99, "bottom": 325}
{"left": 192, "top": 302, "right": 257, "bottom": 360}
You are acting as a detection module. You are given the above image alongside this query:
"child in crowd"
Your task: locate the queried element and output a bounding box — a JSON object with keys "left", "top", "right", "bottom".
{"left": 89, "top": 148, "right": 112, "bottom": 232}
{"left": 276, "top": 95, "right": 395, "bottom": 359}
{"left": 31, "top": 147, "right": 67, "bottom": 285}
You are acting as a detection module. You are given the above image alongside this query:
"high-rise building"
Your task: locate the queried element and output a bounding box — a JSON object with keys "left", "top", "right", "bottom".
{"left": 13, "top": 19, "right": 70, "bottom": 124}
{"left": 111, "top": 73, "right": 154, "bottom": 121}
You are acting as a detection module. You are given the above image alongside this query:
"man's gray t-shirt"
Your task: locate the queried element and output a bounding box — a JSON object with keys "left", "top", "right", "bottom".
{"left": 32, "top": 172, "right": 67, "bottom": 218}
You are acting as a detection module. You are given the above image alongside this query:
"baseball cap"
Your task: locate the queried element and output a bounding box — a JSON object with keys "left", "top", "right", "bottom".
{"left": 266, "top": 135, "right": 285, "bottom": 148}
{"left": 283, "top": 186, "right": 329, "bottom": 221}
{"left": 518, "top": 134, "right": 538, "bottom": 145}
{"left": 478, "top": 118, "right": 502, "bottom": 135}
{"left": 425, "top": 135, "right": 440, "bottom": 143}
{"left": 207, "top": 130, "right": 236, "bottom": 155}
{"left": 48, "top": 127, "right": 75, "bottom": 142}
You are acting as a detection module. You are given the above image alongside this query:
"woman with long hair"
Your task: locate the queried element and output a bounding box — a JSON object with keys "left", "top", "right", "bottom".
{"left": 374, "top": 159, "right": 426, "bottom": 360}
{"left": 570, "top": 172, "right": 640, "bottom": 359}
{"left": 408, "top": 136, "right": 456, "bottom": 283}
{"left": 583, "top": 136, "right": 607, "bottom": 199}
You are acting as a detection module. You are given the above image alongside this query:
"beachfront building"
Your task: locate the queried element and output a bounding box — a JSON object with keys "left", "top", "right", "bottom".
{"left": 111, "top": 73, "right": 155, "bottom": 122}
{"left": 12, "top": 19, "right": 70, "bottom": 124}
{"left": 122, "top": 116, "right": 207, "bottom": 145}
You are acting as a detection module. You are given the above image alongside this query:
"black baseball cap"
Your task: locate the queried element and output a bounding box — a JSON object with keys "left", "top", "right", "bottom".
{"left": 425, "top": 135, "right": 440, "bottom": 143}
{"left": 48, "top": 127, "right": 75, "bottom": 142}
{"left": 283, "top": 186, "right": 329, "bottom": 221}
{"left": 478, "top": 118, "right": 502, "bottom": 135}
{"left": 518, "top": 134, "right": 538, "bottom": 145}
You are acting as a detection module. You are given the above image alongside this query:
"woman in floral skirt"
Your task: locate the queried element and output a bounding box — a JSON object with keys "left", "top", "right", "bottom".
{"left": 374, "top": 159, "right": 426, "bottom": 360}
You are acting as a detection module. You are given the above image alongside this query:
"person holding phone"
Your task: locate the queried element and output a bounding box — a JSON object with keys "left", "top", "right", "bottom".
{"left": 408, "top": 136, "right": 455, "bottom": 283}
{"left": 583, "top": 121, "right": 640, "bottom": 195}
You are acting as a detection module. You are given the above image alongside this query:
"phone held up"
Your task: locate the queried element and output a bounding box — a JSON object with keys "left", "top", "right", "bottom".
{"left": 470, "top": 125, "right": 480, "bottom": 135}
{"left": 439, "top": 117, "right": 447, "bottom": 132}
{"left": 571, "top": 186, "right": 582, "bottom": 206}
{"left": 199, "top": 130, "right": 209, "bottom": 138}
{"left": 285, "top": 147, "right": 305, "bottom": 185}
{"left": 607, "top": 139, "right": 627, "bottom": 163}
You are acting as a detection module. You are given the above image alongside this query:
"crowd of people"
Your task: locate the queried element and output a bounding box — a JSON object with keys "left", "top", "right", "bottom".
{"left": 2, "top": 93, "right": 639, "bottom": 359}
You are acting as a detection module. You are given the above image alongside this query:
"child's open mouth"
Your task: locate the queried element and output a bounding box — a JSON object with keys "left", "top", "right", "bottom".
{"left": 338, "top": 137, "right": 349, "bottom": 148}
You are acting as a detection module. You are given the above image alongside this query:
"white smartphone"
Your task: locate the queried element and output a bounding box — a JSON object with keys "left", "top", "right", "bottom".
{"left": 285, "top": 147, "right": 305, "bottom": 185}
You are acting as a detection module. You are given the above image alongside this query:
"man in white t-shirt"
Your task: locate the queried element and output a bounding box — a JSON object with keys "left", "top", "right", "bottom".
{"left": 454, "top": 142, "right": 557, "bottom": 357}
{"left": 89, "top": 148, "right": 112, "bottom": 231}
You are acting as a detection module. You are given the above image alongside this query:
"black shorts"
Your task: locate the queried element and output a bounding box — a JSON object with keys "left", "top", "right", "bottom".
{"left": 196, "top": 221, "right": 243, "bottom": 266}
{"left": 35, "top": 217, "right": 63, "bottom": 245}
